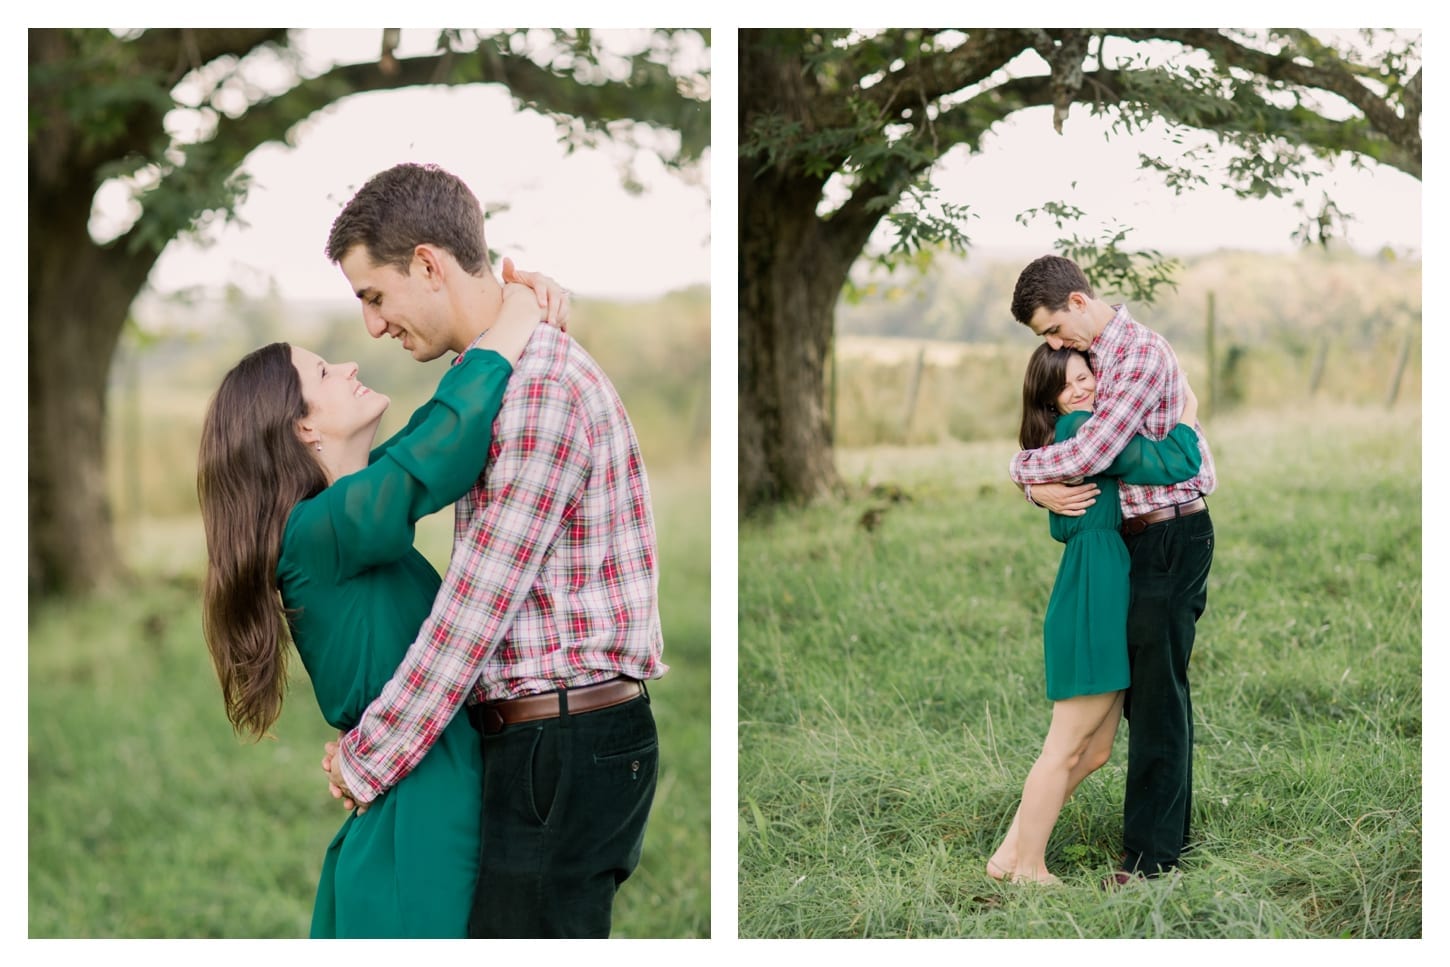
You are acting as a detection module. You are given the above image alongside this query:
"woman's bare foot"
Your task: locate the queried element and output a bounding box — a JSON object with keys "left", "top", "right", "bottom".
{"left": 986, "top": 857, "right": 1061, "bottom": 885}
{"left": 1019, "top": 869, "right": 1062, "bottom": 886}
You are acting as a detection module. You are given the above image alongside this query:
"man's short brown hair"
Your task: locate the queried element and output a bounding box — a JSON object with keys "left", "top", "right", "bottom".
{"left": 1011, "top": 255, "right": 1094, "bottom": 325}
{"left": 325, "top": 163, "right": 490, "bottom": 276}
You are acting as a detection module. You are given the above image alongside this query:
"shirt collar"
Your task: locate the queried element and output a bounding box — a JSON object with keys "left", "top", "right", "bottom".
{"left": 1089, "top": 303, "right": 1132, "bottom": 358}
{"left": 452, "top": 328, "right": 490, "bottom": 365}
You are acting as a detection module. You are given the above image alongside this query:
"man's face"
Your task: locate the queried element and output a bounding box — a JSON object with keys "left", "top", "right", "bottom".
{"left": 1027, "top": 292, "right": 1094, "bottom": 352}
{"left": 337, "top": 245, "right": 452, "bottom": 362}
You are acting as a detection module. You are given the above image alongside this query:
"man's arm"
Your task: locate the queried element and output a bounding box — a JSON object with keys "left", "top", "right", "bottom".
{"left": 334, "top": 374, "right": 590, "bottom": 804}
{"left": 1009, "top": 341, "right": 1178, "bottom": 486}
{"left": 1022, "top": 480, "right": 1101, "bottom": 516}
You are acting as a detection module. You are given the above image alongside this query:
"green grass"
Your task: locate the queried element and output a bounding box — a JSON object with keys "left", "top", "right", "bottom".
{"left": 28, "top": 461, "right": 709, "bottom": 938}
{"left": 738, "top": 403, "right": 1421, "bottom": 938}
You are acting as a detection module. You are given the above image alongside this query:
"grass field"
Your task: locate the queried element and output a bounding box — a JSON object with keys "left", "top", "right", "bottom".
{"left": 738, "top": 403, "right": 1421, "bottom": 938}
{"left": 28, "top": 464, "right": 710, "bottom": 939}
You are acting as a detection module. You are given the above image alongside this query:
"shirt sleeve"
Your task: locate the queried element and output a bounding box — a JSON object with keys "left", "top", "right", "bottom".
{"left": 335, "top": 373, "right": 591, "bottom": 803}
{"left": 1009, "top": 340, "right": 1177, "bottom": 485}
{"left": 1099, "top": 422, "right": 1203, "bottom": 486}
{"left": 312, "top": 349, "right": 512, "bottom": 580}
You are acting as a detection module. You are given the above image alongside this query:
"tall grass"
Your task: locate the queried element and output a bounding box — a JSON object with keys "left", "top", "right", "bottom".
{"left": 738, "top": 404, "right": 1420, "bottom": 938}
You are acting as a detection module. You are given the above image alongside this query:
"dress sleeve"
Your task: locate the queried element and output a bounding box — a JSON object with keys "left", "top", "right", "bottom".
{"left": 312, "top": 349, "right": 512, "bottom": 579}
{"left": 1058, "top": 411, "right": 1203, "bottom": 485}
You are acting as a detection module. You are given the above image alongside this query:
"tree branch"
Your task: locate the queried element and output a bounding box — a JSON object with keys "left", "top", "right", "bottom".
{"left": 195, "top": 36, "right": 708, "bottom": 172}
{"left": 848, "top": 28, "right": 1038, "bottom": 126}
{"left": 132, "top": 27, "right": 291, "bottom": 87}
{"left": 122, "top": 33, "right": 709, "bottom": 250}
{"left": 1111, "top": 27, "right": 1420, "bottom": 176}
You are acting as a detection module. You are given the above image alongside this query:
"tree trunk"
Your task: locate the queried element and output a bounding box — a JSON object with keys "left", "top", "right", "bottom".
{"left": 29, "top": 181, "right": 156, "bottom": 596}
{"left": 738, "top": 31, "right": 879, "bottom": 515}
{"left": 738, "top": 162, "right": 856, "bottom": 513}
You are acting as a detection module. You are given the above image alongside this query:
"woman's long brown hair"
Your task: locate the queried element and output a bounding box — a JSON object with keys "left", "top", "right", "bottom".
{"left": 197, "top": 343, "right": 327, "bottom": 739}
{"left": 1018, "top": 344, "right": 1088, "bottom": 450}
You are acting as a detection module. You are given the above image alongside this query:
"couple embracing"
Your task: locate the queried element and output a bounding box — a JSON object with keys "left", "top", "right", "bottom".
{"left": 198, "top": 162, "right": 666, "bottom": 937}
{"left": 987, "top": 255, "right": 1217, "bottom": 889}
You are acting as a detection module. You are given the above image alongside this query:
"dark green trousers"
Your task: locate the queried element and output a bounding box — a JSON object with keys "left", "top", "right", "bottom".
{"left": 1121, "top": 507, "right": 1214, "bottom": 875}
{"left": 467, "top": 691, "right": 658, "bottom": 938}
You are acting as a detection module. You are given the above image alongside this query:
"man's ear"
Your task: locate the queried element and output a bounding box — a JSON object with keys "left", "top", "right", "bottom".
{"left": 414, "top": 244, "right": 447, "bottom": 289}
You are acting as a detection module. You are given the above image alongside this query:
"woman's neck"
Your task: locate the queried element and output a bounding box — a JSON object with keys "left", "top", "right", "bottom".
{"left": 317, "top": 431, "right": 377, "bottom": 485}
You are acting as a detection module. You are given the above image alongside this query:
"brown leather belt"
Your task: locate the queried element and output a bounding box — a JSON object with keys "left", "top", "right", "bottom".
{"left": 470, "top": 677, "right": 644, "bottom": 735}
{"left": 1121, "top": 496, "right": 1208, "bottom": 537}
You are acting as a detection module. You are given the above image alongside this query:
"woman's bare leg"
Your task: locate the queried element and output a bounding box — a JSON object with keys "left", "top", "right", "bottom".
{"left": 987, "top": 690, "right": 1124, "bottom": 883}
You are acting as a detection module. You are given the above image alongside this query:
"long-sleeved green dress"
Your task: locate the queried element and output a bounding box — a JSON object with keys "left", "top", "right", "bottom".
{"left": 276, "top": 348, "right": 512, "bottom": 938}
{"left": 1042, "top": 412, "right": 1203, "bottom": 701}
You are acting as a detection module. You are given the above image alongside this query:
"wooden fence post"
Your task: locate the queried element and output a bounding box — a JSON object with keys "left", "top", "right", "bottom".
{"left": 1386, "top": 329, "right": 1413, "bottom": 408}
{"left": 1309, "top": 336, "right": 1328, "bottom": 395}
{"left": 902, "top": 346, "right": 925, "bottom": 441}
{"left": 829, "top": 334, "right": 838, "bottom": 444}
{"left": 1205, "top": 291, "right": 1216, "bottom": 417}
{"left": 120, "top": 342, "right": 141, "bottom": 543}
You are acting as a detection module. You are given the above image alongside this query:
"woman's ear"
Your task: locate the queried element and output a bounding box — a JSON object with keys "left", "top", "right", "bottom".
{"left": 295, "top": 419, "right": 320, "bottom": 450}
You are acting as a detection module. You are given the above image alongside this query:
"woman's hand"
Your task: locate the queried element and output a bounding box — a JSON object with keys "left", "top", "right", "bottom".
{"left": 501, "top": 257, "right": 570, "bottom": 332}
{"left": 480, "top": 283, "right": 550, "bottom": 364}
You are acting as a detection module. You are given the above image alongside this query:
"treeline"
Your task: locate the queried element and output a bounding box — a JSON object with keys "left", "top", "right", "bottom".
{"left": 836, "top": 245, "right": 1421, "bottom": 354}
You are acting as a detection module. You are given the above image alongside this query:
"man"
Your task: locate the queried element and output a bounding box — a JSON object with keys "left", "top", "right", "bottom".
{"left": 320, "top": 162, "right": 667, "bottom": 936}
{"left": 1007, "top": 254, "right": 1216, "bottom": 886}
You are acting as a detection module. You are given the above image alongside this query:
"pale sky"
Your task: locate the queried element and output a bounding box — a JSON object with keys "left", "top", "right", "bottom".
{"left": 121, "top": 29, "right": 712, "bottom": 304}
{"left": 928, "top": 107, "right": 1422, "bottom": 258}
{"left": 853, "top": 28, "right": 1423, "bottom": 262}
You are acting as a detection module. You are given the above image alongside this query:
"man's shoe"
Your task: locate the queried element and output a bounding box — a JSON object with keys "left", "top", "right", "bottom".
{"left": 1099, "top": 870, "right": 1146, "bottom": 892}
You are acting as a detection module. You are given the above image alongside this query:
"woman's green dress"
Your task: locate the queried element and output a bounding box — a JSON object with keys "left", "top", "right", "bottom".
{"left": 276, "top": 349, "right": 512, "bottom": 938}
{"left": 1042, "top": 412, "right": 1203, "bottom": 701}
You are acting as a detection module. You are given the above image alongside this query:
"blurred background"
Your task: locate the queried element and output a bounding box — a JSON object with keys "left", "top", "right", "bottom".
{"left": 28, "top": 28, "right": 710, "bottom": 938}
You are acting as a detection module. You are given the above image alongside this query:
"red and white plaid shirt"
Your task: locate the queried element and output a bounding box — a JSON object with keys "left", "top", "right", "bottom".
{"left": 1009, "top": 304, "right": 1217, "bottom": 518}
{"left": 338, "top": 325, "right": 666, "bottom": 803}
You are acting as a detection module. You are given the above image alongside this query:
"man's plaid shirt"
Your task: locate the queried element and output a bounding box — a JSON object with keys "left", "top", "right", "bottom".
{"left": 338, "top": 325, "right": 666, "bottom": 803}
{"left": 1009, "top": 304, "right": 1217, "bottom": 518}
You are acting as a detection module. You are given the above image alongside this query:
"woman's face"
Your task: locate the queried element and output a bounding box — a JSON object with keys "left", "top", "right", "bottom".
{"left": 1055, "top": 353, "right": 1096, "bottom": 414}
{"left": 290, "top": 347, "right": 390, "bottom": 446}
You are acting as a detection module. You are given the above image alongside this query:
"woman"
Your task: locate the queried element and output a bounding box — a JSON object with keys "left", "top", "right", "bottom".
{"left": 197, "top": 268, "right": 564, "bottom": 936}
{"left": 986, "top": 345, "right": 1202, "bottom": 885}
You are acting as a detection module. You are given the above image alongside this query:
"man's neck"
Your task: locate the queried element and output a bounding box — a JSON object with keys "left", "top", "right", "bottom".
{"left": 445, "top": 273, "right": 505, "bottom": 354}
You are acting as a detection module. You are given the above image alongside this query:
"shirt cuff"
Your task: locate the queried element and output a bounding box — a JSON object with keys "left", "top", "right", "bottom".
{"left": 337, "top": 732, "right": 383, "bottom": 806}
